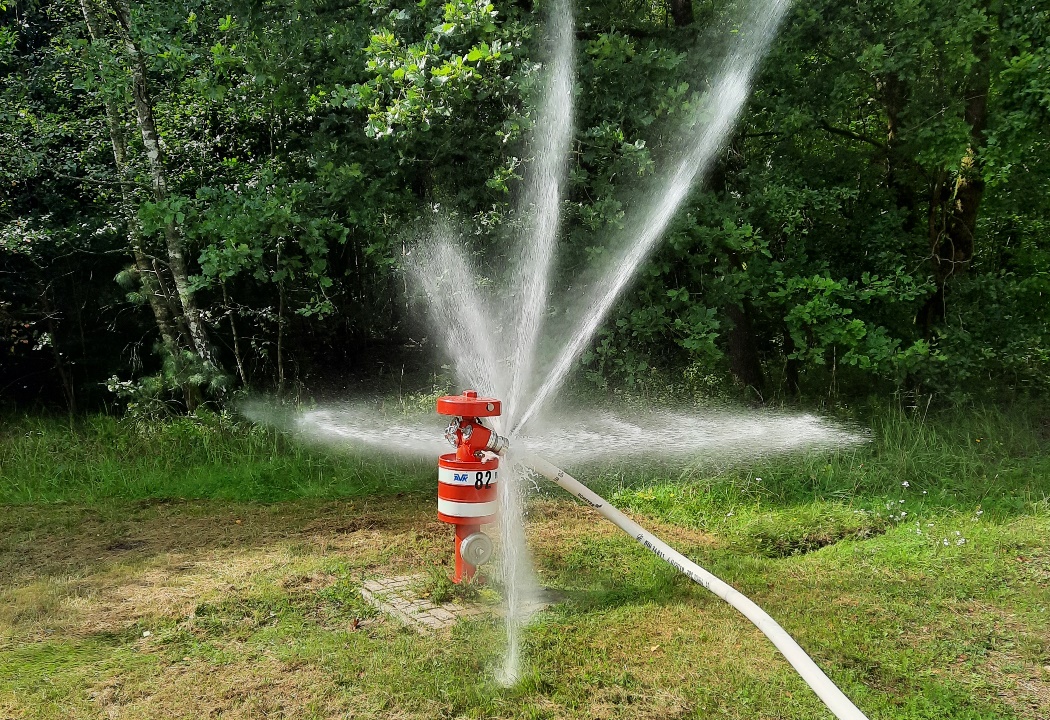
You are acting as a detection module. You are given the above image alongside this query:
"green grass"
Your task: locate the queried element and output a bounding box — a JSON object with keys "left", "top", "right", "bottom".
{"left": 1, "top": 402, "right": 1048, "bottom": 718}
{"left": 599, "top": 402, "right": 1050, "bottom": 528}
{"left": 0, "top": 411, "right": 433, "bottom": 503}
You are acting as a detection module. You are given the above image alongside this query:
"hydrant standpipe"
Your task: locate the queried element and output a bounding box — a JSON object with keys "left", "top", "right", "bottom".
{"left": 436, "top": 390, "right": 508, "bottom": 582}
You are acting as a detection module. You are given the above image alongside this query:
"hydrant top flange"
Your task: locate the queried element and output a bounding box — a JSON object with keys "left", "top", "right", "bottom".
{"left": 436, "top": 389, "right": 501, "bottom": 418}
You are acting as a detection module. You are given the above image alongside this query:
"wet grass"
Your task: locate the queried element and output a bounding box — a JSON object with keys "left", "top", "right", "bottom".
{"left": 0, "top": 403, "right": 1048, "bottom": 718}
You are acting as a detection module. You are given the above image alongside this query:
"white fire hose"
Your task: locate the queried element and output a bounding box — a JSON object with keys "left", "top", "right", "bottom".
{"left": 523, "top": 452, "right": 869, "bottom": 720}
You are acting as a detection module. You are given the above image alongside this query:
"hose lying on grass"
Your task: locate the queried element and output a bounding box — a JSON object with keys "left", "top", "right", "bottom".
{"left": 523, "top": 452, "right": 869, "bottom": 720}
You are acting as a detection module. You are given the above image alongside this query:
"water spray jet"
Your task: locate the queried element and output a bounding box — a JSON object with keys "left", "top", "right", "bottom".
{"left": 281, "top": 0, "right": 873, "bottom": 709}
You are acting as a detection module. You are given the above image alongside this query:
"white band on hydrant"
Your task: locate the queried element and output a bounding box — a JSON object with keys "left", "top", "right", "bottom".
{"left": 438, "top": 466, "right": 499, "bottom": 486}
{"left": 437, "top": 499, "right": 498, "bottom": 518}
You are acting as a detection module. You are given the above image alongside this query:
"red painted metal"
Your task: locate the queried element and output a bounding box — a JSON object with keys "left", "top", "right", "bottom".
{"left": 436, "top": 389, "right": 501, "bottom": 418}
{"left": 437, "top": 452, "right": 498, "bottom": 524}
{"left": 438, "top": 479, "right": 498, "bottom": 503}
{"left": 453, "top": 523, "right": 481, "bottom": 583}
{"left": 436, "top": 390, "right": 506, "bottom": 583}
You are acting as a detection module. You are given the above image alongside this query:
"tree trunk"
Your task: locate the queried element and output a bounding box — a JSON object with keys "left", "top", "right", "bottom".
{"left": 878, "top": 71, "right": 922, "bottom": 231}
{"left": 134, "top": 250, "right": 183, "bottom": 353}
{"left": 782, "top": 326, "right": 800, "bottom": 396}
{"left": 79, "top": 0, "right": 181, "bottom": 355}
{"left": 38, "top": 281, "right": 76, "bottom": 413}
{"left": 920, "top": 6, "right": 990, "bottom": 330}
{"left": 725, "top": 303, "right": 766, "bottom": 399}
{"left": 670, "top": 0, "right": 693, "bottom": 27}
{"left": 110, "top": 0, "right": 216, "bottom": 368}
{"left": 277, "top": 281, "right": 286, "bottom": 395}
{"left": 222, "top": 282, "right": 248, "bottom": 386}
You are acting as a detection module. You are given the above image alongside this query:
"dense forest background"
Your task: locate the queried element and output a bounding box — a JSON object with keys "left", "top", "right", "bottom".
{"left": 1, "top": 0, "right": 1048, "bottom": 413}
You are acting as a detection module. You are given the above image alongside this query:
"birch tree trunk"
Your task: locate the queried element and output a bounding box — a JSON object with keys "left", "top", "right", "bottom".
{"left": 109, "top": 0, "right": 217, "bottom": 367}
{"left": 79, "top": 0, "right": 182, "bottom": 357}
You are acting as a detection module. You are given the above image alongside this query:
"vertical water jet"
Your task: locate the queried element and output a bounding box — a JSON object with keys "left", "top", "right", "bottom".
{"left": 514, "top": 0, "right": 793, "bottom": 434}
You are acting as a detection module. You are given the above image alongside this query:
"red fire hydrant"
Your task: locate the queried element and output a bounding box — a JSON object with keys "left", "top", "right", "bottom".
{"left": 436, "top": 390, "right": 508, "bottom": 583}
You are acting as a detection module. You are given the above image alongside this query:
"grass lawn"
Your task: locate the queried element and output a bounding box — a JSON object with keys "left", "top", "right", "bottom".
{"left": 1, "top": 405, "right": 1048, "bottom": 719}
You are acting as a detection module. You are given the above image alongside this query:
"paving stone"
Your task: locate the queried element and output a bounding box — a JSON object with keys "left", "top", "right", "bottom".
{"left": 360, "top": 574, "right": 503, "bottom": 634}
{"left": 362, "top": 574, "right": 564, "bottom": 634}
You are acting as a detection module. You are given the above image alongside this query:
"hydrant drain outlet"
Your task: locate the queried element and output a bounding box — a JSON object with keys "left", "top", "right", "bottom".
{"left": 459, "top": 532, "right": 493, "bottom": 566}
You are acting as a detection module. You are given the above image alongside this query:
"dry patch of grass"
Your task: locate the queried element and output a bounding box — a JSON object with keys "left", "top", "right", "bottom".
{"left": 0, "top": 497, "right": 437, "bottom": 647}
{"left": 526, "top": 498, "right": 717, "bottom": 555}
{"left": 946, "top": 598, "right": 1050, "bottom": 720}
{"left": 0, "top": 495, "right": 453, "bottom": 719}
{"left": 90, "top": 653, "right": 347, "bottom": 720}
{"left": 985, "top": 651, "right": 1050, "bottom": 720}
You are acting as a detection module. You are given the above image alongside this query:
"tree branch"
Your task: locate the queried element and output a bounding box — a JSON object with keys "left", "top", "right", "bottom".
{"left": 741, "top": 130, "right": 782, "bottom": 139}
{"left": 816, "top": 120, "right": 888, "bottom": 152}
{"left": 49, "top": 170, "right": 127, "bottom": 187}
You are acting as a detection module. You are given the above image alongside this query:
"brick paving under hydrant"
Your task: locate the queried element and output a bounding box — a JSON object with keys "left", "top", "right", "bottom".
{"left": 360, "top": 575, "right": 489, "bottom": 633}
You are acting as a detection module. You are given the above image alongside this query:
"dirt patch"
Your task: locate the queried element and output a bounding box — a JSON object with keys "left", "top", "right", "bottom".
{"left": 105, "top": 539, "right": 148, "bottom": 552}
{"left": 984, "top": 651, "right": 1049, "bottom": 720}
{"left": 737, "top": 505, "right": 887, "bottom": 558}
{"left": 280, "top": 571, "right": 338, "bottom": 591}
{"left": 587, "top": 685, "right": 693, "bottom": 720}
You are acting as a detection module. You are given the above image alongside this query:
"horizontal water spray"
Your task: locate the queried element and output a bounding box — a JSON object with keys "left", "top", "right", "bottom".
{"left": 429, "top": 390, "right": 869, "bottom": 720}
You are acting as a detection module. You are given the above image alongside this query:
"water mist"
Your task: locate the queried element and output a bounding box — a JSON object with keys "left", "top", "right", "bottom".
{"left": 261, "top": 0, "right": 873, "bottom": 713}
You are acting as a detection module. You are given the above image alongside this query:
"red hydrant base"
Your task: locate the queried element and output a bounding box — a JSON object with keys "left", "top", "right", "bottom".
{"left": 453, "top": 523, "right": 481, "bottom": 583}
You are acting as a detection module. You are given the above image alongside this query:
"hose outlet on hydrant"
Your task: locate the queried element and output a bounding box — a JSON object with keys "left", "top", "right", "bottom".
{"left": 435, "top": 390, "right": 508, "bottom": 583}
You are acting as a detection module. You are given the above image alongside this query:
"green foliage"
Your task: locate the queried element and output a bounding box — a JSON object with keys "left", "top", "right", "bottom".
{"left": 338, "top": 0, "right": 514, "bottom": 139}
{"left": 571, "top": 0, "right": 1050, "bottom": 398}
{"left": 1, "top": 0, "right": 1048, "bottom": 409}
{"left": 187, "top": 173, "right": 350, "bottom": 319}
{"left": 418, "top": 567, "right": 482, "bottom": 604}
{"left": 105, "top": 349, "right": 229, "bottom": 420}
{"left": 771, "top": 270, "right": 933, "bottom": 376}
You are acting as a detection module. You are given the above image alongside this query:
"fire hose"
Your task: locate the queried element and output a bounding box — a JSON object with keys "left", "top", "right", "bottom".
{"left": 433, "top": 391, "right": 867, "bottom": 719}
{"left": 522, "top": 452, "right": 870, "bottom": 720}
